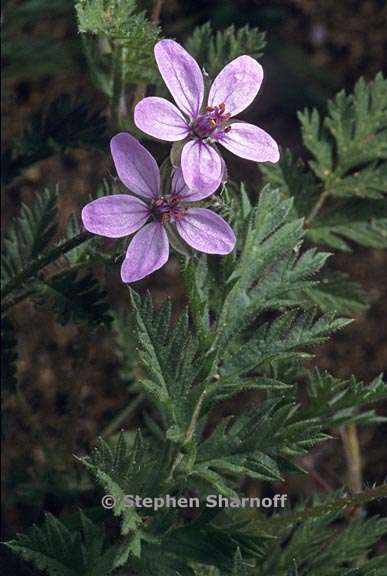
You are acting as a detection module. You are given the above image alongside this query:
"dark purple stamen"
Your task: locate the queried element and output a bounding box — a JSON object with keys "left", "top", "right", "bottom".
{"left": 151, "top": 196, "right": 187, "bottom": 224}
{"left": 192, "top": 102, "right": 232, "bottom": 140}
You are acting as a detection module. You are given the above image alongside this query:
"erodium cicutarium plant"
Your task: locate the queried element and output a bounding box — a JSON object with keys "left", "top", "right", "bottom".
{"left": 81, "top": 133, "right": 236, "bottom": 282}
{"left": 3, "top": 3, "right": 387, "bottom": 574}
{"left": 82, "top": 40, "right": 279, "bottom": 284}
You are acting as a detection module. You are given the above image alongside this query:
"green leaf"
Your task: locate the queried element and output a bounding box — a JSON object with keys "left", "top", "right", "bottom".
{"left": 305, "top": 271, "right": 369, "bottom": 315}
{"left": 32, "top": 270, "right": 112, "bottom": 327}
{"left": 260, "top": 513, "right": 387, "bottom": 576}
{"left": 309, "top": 198, "right": 387, "bottom": 251}
{"left": 260, "top": 149, "right": 321, "bottom": 217}
{"left": 163, "top": 509, "right": 268, "bottom": 572}
{"left": 221, "top": 310, "right": 351, "bottom": 380}
{"left": 78, "top": 432, "right": 159, "bottom": 541}
{"left": 264, "top": 77, "right": 387, "bottom": 253}
{"left": 298, "top": 74, "right": 387, "bottom": 187}
{"left": 326, "top": 75, "right": 387, "bottom": 173}
{"left": 1, "top": 188, "right": 58, "bottom": 288}
{"left": 206, "top": 376, "right": 292, "bottom": 405}
{"left": 112, "top": 310, "right": 138, "bottom": 383}
{"left": 2, "top": 96, "right": 107, "bottom": 186}
{"left": 63, "top": 214, "right": 94, "bottom": 265}
{"left": 213, "top": 186, "right": 308, "bottom": 350}
{"left": 196, "top": 398, "right": 327, "bottom": 490}
{"left": 130, "top": 289, "right": 200, "bottom": 428}
{"left": 186, "top": 23, "right": 265, "bottom": 77}
{"left": 330, "top": 163, "right": 387, "bottom": 199}
{"left": 5, "top": 511, "right": 122, "bottom": 576}
{"left": 298, "top": 107, "right": 333, "bottom": 180}
{"left": 302, "top": 370, "right": 387, "bottom": 427}
{"left": 232, "top": 548, "right": 248, "bottom": 576}
{"left": 76, "top": 0, "right": 161, "bottom": 91}
{"left": 181, "top": 258, "right": 212, "bottom": 352}
{"left": 76, "top": 0, "right": 137, "bottom": 36}
{"left": 3, "top": 37, "right": 78, "bottom": 82}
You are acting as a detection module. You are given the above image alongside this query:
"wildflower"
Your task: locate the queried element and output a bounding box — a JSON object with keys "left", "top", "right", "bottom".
{"left": 134, "top": 39, "right": 280, "bottom": 195}
{"left": 81, "top": 133, "right": 236, "bottom": 282}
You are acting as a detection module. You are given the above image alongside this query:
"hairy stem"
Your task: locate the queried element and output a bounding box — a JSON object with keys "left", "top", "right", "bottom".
{"left": 304, "top": 189, "right": 330, "bottom": 227}
{"left": 110, "top": 44, "right": 124, "bottom": 126}
{"left": 132, "top": 83, "right": 147, "bottom": 112}
{"left": 181, "top": 260, "right": 211, "bottom": 353}
{"left": 166, "top": 388, "right": 207, "bottom": 484}
{"left": 300, "top": 456, "right": 333, "bottom": 492}
{"left": 340, "top": 424, "right": 364, "bottom": 518}
{"left": 131, "top": 0, "right": 163, "bottom": 111}
{"left": 2, "top": 259, "right": 93, "bottom": 312}
{"left": 1, "top": 231, "right": 89, "bottom": 303}
{"left": 151, "top": 0, "right": 163, "bottom": 24}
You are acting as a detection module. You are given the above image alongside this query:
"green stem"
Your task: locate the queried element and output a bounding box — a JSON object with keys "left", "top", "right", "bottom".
{"left": 110, "top": 44, "right": 124, "bottom": 126}
{"left": 132, "top": 82, "right": 146, "bottom": 112}
{"left": 151, "top": 0, "right": 163, "bottom": 24}
{"left": 130, "top": 0, "right": 164, "bottom": 112}
{"left": 304, "top": 189, "right": 330, "bottom": 227}
{"left": 340, "top": 424, "right": 364, "bottom": 519}
{"left": 2, "top": 259, "right": 92, "bottom": 312}
{"left": 166, "top": 387, "right": 207, "bottom": 484}
{"left": 180, "top": 259, "right": 211, "bottom": 353}
{"left": 1, "top": 231, "right": 89, "bottom": 304}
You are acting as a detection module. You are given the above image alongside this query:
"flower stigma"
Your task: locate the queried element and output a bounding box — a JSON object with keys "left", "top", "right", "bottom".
{"left": 151, "top": 196, "right": 187, "bottom": 224}
{"left": 191, "top": 102, "right": 232, "bottom": 140}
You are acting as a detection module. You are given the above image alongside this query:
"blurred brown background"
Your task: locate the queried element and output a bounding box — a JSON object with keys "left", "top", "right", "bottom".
{"left": 2, "top": 0, "right": 387, "bottom": 543}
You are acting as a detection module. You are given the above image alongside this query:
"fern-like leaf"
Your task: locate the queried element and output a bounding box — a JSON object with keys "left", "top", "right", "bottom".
{"left": 5, "top": 511, "right": 122, "bottom": 576}
{"left": 1, "top": 188, "right": 58, "bottom": 289}
{"left": 32, "top": 270, "right": 112, "bottom": 326}
{"left": 186, "top": 23, "right": 265, "bottom": 77}
{"left": 302, "top": 370, "right": 387, "bottom": 426}
{"left": 2, "top": 95, "right": 107, "bottom": 186}
{"left": 76, "top": 0, "right": 160, "bottom": 92}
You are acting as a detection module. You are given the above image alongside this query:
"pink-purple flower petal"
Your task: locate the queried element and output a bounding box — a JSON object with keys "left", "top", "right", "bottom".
{"left": 171, "top": 167, "right": 216, "bottom": 202}
{"left": 176, "top": 208, "right": 236, "bottom": 255}
{"left": 171, "top": 167, "right": 190, "bottom": 197}
{"left": 181, "top": 140, "right": 223, "bottom": 195}
{"left": 208, "top": 55, "right": 263, "bottom": 117}
{"left": 81, "top": 195, "right": 150, "bottom": 238}
{"left": 121, "top": 222, "right": 169, "bottom": 283}
{"left": 154, "top": 39, "right": 204, "bottom": 118}
{"left": 134, "top": 97, "right": 190, "bottom": 142}
{"left": 218, "top": 122, "right": 280, "bottom": 163}
{"left": 110, "top": 133, "right": 160, "bottom": 198}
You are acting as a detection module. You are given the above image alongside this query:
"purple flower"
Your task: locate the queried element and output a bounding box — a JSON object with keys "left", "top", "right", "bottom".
{"left": 81, "top": 133, "right": 236, "bottom": 283}
{"left": 134, "top": 39, "right": 280, "bottom": 195}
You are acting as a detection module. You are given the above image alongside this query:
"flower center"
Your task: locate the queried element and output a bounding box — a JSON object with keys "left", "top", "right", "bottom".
{"left": 151, "top": 196, "right": 187, "bottom": 224}
{"left": 191, "top": 102, "right": 232, "bottom": 140}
